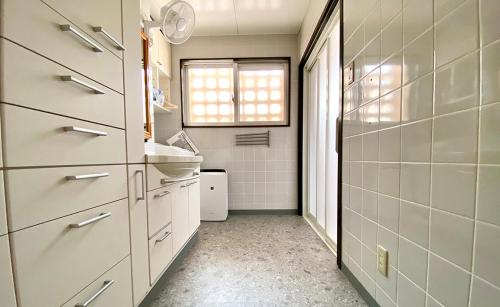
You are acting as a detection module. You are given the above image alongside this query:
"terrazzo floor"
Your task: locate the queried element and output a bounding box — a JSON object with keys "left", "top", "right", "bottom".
{"left": 147, "top": 215, "right": 367, "bottom": 307}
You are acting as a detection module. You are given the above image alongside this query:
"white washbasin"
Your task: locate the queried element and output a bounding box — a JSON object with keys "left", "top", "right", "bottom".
{"left": 145, "top": 143, "right": 203, "bottom": 163}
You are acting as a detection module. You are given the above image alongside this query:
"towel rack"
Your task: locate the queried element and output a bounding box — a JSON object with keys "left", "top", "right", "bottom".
{"left": 235, "top": 131, "right": 270, "bottom": 147}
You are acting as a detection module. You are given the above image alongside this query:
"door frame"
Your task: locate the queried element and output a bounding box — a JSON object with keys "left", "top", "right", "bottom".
{"left": 298, "top": 0, "right": 344, "bottom": 268}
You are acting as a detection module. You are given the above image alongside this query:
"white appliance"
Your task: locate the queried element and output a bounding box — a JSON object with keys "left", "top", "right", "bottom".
{"left": 200, "top": 170, "right": 228, "bottom": 221}
{"left": 144, "top": 0, "right": 196, "bottom": 44}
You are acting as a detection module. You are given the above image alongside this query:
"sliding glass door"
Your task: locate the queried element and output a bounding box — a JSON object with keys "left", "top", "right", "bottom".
{"left": 304, "top": 13, "right": 341, "bottom": 252}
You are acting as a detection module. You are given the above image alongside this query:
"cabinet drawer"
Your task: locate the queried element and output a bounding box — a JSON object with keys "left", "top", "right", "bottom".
{"left": 1, "top": 39, "right": 125, "bottom": 128}
{"left": 0, "top": 236, "right": 17, "bottom": 307}
{"left": 146, "top": 163, "right": 200, "bottom": 191}
{"left": 146, "top": 164, "right": 166, "bottom": 192}
{"left": 11, "top": 199, "right": 129, "bottom": 307}
{"left": 43, "top": 0, "right": 124, "bottom": 58}
{"left": 149, "top": 224, "right": 173, "bottom": 284}
{"left": 1, "top": 0, "right": 123, "bottom": 93}
{"left": 6, "top": 165, "right": 128, "bottom": 231}
{"left": 147, "top": 185, "right": 174, "bottom": 238}
{"left": 62, "top": 256, "right": 132, "bottom": 307}
{"left": 2, "top": 104, "right": 126, "bottom": 167}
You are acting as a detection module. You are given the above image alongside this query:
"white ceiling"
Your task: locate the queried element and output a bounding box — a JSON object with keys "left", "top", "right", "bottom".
{"left": 150, "top": 0, "right": 311, "bottom": 36}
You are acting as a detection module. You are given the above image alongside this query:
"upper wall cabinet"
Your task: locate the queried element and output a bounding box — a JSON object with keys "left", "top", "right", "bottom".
{"left": 151, "top": 29, "right": 172, "bottom": 78}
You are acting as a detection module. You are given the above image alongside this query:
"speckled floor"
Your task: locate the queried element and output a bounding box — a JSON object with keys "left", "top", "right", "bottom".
{"left": 148, "top": 215, "right": 367, "bottom": 307}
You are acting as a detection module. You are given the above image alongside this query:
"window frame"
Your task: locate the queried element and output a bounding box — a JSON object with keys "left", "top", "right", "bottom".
{"left": 180, "top": 57, "right": 291, "bottom": 128}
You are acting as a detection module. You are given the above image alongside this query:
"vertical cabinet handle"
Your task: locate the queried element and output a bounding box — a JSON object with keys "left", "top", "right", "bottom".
{"left": 63, "top": 126, "right": 108, "bottom": 137}
{"left": 60, "top": 24, "right": 103, "bottom": 53}
{"left": 136, "top": 170, "right": 145, "bottom": 201}
{"left": 92, "top": 26, "right": 126, "bottom": 51}
{"left": 75, "top": 280, "right": 115, "bottom": 307}
{"left": 60, "top": 75, "right": 105, "bottom": 95}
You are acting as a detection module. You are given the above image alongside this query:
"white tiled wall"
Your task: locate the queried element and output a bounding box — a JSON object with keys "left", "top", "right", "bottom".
{"left": 341, "top": 0, "right": 500, "bottom": 306}
{"left": 155, "top": 35, "right": 299, "bottom": 210}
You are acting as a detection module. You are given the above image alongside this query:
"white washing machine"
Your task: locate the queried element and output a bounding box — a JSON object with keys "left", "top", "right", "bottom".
{"left": 200, "top": 169, "right": 228, "bottom": 221}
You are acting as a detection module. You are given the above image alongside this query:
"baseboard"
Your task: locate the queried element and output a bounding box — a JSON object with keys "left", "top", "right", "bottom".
{"left": 228, "top": 209, "right": 298, "bottom": 215}
{"left": 138, "top": 231, "right": 199, "bottom": 307}
{"left": 341, "top": 261, "right": 379, "bottom": 307}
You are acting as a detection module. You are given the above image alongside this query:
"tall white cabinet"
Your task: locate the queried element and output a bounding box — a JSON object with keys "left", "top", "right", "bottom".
{"left": 0, "top": 0, "right": 201, "bottom": 306}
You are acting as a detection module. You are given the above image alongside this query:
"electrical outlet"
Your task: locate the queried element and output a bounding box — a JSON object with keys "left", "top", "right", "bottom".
{"left": 377, "top": 245, "right": 388, "bottom": 277}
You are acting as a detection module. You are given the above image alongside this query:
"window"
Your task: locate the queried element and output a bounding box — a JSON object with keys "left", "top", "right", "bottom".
{"left": 181, "top": 58, "right": 290, "bottom": 127}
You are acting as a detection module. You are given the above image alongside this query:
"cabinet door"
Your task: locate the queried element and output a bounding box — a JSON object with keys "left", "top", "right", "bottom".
{"left": 123, "top": 0, "right": 146, "bottom": 164}
{"left": 127, "top": 165, "right": 150, "bottom": 306}
{"left": 158, "top": 36, "right": 171, "bottom": 77}
{"left": 171, "top": 183, "right": 189, "bottom": 256}
{"left": 188, "top": 180, "right": 200, "bottom": 235}
{"left": 150, "top": 30, "right": 161, "bottom": 68}
{"left": 0, "top": 235, "right": 17, "bottom": 307}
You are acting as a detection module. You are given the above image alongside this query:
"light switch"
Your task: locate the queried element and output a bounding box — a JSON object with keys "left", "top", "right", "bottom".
{"left": 377, "top": 245, "right": 388, "bottom": 277}
{"left": 345, "top": 62, "right": 354, "bottom": 86}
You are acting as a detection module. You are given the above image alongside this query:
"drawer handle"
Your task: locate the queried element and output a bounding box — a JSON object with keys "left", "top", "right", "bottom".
{"left": 60, "top": 24, "right": 104, "bottom": 53}
{"left": 160, "top": 173, "right": 200, "bottom": 185}
{"left": 92, "top": 26, "right": 126, "bottom": 51}
{"left": 155, "top": 231, "right": 171, "bottom": 243}
{"left": 61, "top": 75, "right": 105, "bottom": 94}
{"left": 75, "top": 279, "right": 115, "bottom": 307}
{"left": 69, "top": 212, "right": 111, "bottom": 228}
{"left": 66, "top": 173, "right": 109, "bottom": 180}
{"left": 154, "top": 190, "right": 170, "bottom": 198}
{"left": 64, "top": 126, "right": 108, "bottom": 137}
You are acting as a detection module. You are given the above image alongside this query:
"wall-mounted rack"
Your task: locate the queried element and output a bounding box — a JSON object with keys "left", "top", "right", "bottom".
{"left": 235, "top": 131, "right": 270, "bottom": 147}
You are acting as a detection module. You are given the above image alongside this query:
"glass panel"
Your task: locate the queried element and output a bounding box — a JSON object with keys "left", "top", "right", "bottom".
{"left": 316, "top": 47, "right": 328, "bottom": 229}
{"left": 326, "top": 21, "right": 341, "bottom": 244}
{"left": 308, "top": 62, "right": 319, "bottom": 218}
{"left": 238, "top": 66, "right": 286, "bottom": 123}
{"left": 186, "top": 66, "right": 234, "bottom": 124}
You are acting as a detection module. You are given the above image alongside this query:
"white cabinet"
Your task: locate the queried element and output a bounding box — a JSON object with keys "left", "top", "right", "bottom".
{"left": 10, "top": 200, "right": 129, "bottom": 307}
{"left": 6, "top": 165, "right": 128, "bottom": 231}
{"left": 0, "top": 235, "right": 17, "bottom": 307}
{"left": 127, "top": 165, "right": 150, "bottom": 306}
{"left": 147, "top": 186, "right": 173, "bottom": 237}
{"left": 42, "top": 0, "right": 124, "bottom": 58}
{"left": 1, "top": 39, "right": 126, "bottom": 129}
{"left": 62, "top": 257, "right": 133, "bottom": 307}
{"left": 148, "top": 224, "right": 173, "bottom": 284}
{"left": 2, "top": 0, "right": 124, "bottom": 93}
{"left": 150, "top": 29, "right": 171, "bottom": 78}
{"left": 123, "top": 0, "right": 146, "bottom": 164}
{"left": 172, "top": 179, "right": 200, "bottom": 256}
{"left": 172, "top": 183, "right": 190, "bottom": 255}
{"left": 2, "top": 104, "right": 126, "bottom": 167}
{"left": 188, "top": 180, "right": 201, "bottom": 235}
